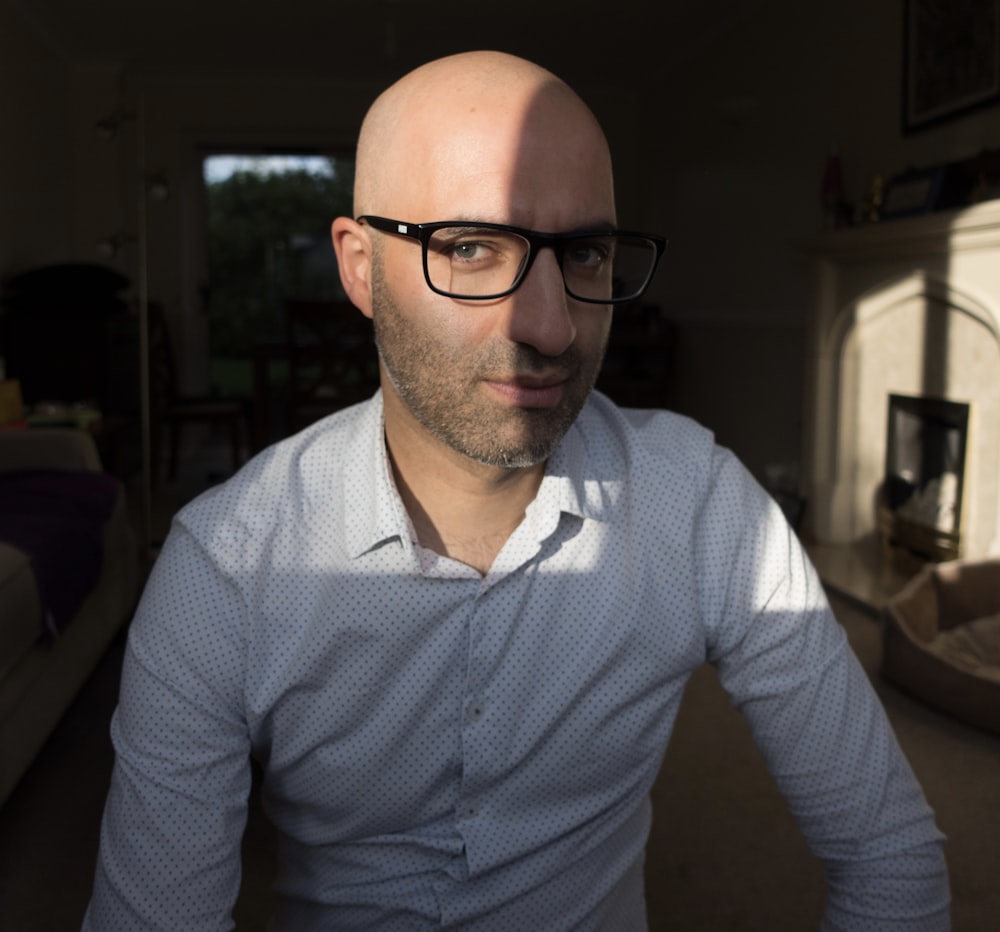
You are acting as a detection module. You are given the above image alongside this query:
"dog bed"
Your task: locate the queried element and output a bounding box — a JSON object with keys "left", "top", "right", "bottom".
{"left": 882, "top": 558, "right": 1000, "bottom": 735}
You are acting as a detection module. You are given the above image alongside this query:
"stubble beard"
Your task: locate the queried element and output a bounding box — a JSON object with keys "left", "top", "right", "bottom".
{"left": 370, "top": 264, "right": 607, "bottom": 469}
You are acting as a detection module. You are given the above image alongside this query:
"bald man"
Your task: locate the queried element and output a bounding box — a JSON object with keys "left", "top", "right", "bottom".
{"left": 331, "top": 54, "right": 619, "bottom": 573}
{"left": 85, "top": 52, "right": 948, "bottom": 931}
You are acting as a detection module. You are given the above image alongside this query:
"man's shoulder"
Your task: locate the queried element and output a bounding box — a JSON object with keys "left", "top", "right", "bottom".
{"left": 174, "top": 396, "right": 381, "bottom": 556}
{"left": 577, "top": 392, "right": 719, "bottom": 471}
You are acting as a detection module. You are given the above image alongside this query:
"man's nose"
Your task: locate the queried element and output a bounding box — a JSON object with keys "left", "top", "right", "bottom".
{"left": 503, "top": 248, "right": 576, "bottom": 357}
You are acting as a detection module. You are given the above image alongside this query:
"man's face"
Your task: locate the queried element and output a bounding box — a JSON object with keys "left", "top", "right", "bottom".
{"left": 369, "top": 84, "right": 616, "bottom": 469}
{"left": 371, "top": 252, "right": 609, "bottom": 468}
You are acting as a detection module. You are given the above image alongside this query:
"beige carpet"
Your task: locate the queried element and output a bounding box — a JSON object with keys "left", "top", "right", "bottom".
{"left": 0, "top": 592, "right": 997, "bottom": 930}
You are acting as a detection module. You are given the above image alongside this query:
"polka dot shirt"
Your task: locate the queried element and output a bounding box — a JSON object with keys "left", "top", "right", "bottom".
{"left": 83, "top": 392, "right": 949, "bottom": 931}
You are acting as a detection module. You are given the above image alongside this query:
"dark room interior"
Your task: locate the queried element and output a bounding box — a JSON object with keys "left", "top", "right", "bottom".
{"left": 1, "top": 1, "right": 999, "bottom": 928}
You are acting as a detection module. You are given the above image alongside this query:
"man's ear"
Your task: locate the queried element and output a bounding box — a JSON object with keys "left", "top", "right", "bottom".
{"left": 332, "top": 217, "right": 374, "bottom": 319}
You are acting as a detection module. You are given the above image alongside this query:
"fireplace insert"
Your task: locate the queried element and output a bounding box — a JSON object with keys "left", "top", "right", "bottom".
{"left": 880, "top": 393, "right": 970, "bottom": 566}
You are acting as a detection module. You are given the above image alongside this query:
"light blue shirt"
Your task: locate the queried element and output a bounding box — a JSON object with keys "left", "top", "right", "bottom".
{"left": 84, "top": 392, "right": 949, "bottom": 930}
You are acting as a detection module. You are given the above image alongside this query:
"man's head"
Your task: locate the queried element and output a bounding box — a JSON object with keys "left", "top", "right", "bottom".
{"left": 332, "top": 51, "right": 619, "bottom": 469}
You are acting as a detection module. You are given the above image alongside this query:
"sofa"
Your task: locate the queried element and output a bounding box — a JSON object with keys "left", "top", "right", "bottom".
{"left": 0, "top": 428, "right": 139, "bottom": 806}
{"left": 882, "top": 557, "right": 1000, "bottom": 736}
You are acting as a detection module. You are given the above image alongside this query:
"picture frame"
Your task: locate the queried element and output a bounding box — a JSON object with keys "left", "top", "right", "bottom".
{"left": 881, "top": 165, "right": 945, "bottom": 218}
{"left": 903, "top": 0, "right": 1000, "bottom": 133}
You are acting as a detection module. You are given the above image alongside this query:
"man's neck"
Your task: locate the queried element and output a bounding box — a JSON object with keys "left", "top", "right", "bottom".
{"left": 384, "top": 415, "right": 547, "bottom": 577}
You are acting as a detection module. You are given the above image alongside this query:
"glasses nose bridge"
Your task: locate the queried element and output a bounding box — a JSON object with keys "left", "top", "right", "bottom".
{"left": 518, "top": 232, "right": 569, "bottom": 292}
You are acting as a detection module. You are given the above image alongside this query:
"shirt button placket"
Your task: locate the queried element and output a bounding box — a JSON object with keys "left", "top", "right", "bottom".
{"left": 458, "top": 801, "right": 479, "bottom": 820}
{"left": 459, "top": 598, "right": 493, "bottom": 831}
{"left": 459, "top": 696, "right": 486, "bottom": 823}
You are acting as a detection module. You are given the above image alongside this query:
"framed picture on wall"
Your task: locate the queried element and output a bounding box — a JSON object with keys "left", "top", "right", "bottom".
{"left": 903, "top": 0, "right": 1000, "bottom": 133}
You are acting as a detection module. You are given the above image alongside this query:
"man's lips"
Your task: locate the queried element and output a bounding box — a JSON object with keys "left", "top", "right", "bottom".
{"left": 483, "top": 374, "right": 570, "bottom": 408}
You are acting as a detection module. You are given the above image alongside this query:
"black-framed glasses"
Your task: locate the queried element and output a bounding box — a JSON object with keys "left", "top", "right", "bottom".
{"left": 358, "top": 215, "right": 666, "bottom": 305}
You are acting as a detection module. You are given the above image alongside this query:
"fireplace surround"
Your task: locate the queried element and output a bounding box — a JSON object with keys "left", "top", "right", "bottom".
{"left": 802, "top": 199, "right": 1000, "bottom": 579}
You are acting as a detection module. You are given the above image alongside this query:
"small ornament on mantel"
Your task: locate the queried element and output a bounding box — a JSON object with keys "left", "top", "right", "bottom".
{"left": 863, "top": 174, "right": 885, "bottom": 223}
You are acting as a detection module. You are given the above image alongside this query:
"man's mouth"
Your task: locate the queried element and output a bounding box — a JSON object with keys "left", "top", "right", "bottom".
{"left": 483, "top": 373, "right": 570, "bottom": 408}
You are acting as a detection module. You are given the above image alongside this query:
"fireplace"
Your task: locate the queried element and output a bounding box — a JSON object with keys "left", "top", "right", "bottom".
{"left": 802, "top": 199, "right": 1000, "bottom": 598}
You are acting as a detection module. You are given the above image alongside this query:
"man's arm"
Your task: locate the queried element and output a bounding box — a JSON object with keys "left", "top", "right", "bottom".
{"left": 84, "top": 526, "right": 253, "bottom": 931}
{"left": 697, "top": 453, "right": 950, "bottom": 931}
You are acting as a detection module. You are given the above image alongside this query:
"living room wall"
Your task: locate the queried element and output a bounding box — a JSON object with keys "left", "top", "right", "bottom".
{"left": 638, "top": 0, "right": 1000, "bottom": 488}
{"left": 0, "top": 3, "right": 73, "bottom": 278}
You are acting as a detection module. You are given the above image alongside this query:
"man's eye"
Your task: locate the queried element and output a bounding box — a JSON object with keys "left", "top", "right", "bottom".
{"left": 452, "top": 242, "right": 486, "bottom": 261}
{"left": 566, "top": 242, "right": 609, "bottom": 267}
{"left": 446, "top": 239, "right": 510, "bottom": 265}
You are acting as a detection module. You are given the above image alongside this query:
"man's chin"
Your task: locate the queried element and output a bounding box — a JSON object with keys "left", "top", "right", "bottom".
{"left": 461, "top": 445, "right": 553, "bottom": 470}
{"left": 445, "top": 409, "right": 577, "bottom": 470}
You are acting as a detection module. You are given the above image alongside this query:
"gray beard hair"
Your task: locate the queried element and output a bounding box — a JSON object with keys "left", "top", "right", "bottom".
{"left": 370, "top": 264, "right": 604, "bottom": 469}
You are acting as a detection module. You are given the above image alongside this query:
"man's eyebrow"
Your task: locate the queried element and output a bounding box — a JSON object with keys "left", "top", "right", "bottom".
{"left": 441, "top": 217, "right": 619, "bottom": 234}
{"left": 568, "top": 221, "right": 618, "bottom": 234}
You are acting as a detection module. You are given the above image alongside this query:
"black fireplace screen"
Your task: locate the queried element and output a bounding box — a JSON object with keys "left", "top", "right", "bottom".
{"left": 884, "top": 393, "right": 970, "bottom": 538}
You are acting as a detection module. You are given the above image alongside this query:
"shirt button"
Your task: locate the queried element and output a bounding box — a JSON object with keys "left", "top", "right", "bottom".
{"left": 459, "top": 803, "right": 478, "bottom": 819}
{"left": 467, "top": 701, "right": 485, "bottom": 722}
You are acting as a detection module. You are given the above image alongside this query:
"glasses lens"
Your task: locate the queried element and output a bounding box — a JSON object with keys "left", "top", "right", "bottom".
{"left": 425, "top": 227, "right": 530, "bottom": 298}
{"left": 562, "top": 235, "right": 658, "bottom": 304}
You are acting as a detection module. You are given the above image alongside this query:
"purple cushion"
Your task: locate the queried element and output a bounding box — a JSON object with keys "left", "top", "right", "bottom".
{"left": 0, "top": 471, "right": 120, "bottom": 635}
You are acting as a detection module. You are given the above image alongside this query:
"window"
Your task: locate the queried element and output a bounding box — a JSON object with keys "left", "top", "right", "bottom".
{"left": 201, "top": 152, "right": 354, "bottom": 394}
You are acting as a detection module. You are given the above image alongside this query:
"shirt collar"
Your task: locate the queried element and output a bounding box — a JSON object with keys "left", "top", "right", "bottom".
{"left": 343, "top": 392, "right": 411, "bottom": 559}
{"left": 541, "top": 408, "right": 616, "bottom": 526}
{"left": 344, "top": 393, "right": 614, "bottom": 560}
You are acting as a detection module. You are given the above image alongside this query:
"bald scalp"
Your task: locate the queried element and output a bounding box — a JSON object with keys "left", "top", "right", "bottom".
{"left": 353, "top": 51, "right": 607, "bottom": 217}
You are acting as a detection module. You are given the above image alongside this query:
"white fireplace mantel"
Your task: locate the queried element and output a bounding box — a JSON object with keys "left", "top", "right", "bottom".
{"left": 802, "top": 199, "right": 1000, "bottom": 562}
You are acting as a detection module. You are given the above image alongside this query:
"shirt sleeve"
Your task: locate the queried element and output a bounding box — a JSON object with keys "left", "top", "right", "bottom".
{"left": 83, "top": 524, "right": 252, "bottom": 932}
{"left": 695, "top": 449, "right": 950, "bottom": 931}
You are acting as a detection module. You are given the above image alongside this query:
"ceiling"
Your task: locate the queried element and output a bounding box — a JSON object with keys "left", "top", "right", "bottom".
{"left": 9, "top": 0, "right": 744, "bottom": 87}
